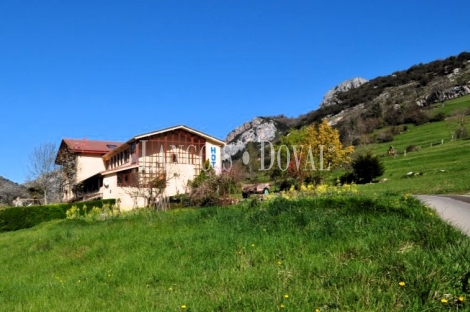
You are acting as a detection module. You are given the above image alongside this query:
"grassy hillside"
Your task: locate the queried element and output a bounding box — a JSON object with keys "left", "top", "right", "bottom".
{"left": 1, "top": 195, "right": 470, "bottom": 311}
{"left": 293, "top": 52, "right": 470, "bottom": 131}
{"left": 357, "top": 94, "right": 470, "bottom": 195}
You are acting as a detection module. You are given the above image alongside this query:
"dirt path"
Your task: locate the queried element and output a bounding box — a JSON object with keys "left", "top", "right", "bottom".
{"left": 416, "top": 195, "right": 470, "bottom": 236}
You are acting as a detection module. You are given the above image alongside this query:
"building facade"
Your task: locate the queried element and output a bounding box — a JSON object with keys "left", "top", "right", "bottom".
{"left": 55, "top": 138, "right": 123, "bottom": 202}
{"left": 55, "top": 125, "right": 225, "bottom": 210}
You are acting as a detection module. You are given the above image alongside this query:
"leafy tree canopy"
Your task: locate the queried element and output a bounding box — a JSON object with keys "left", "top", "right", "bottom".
{"left": 278, "top": 120, "right": 354, "bottom": 185}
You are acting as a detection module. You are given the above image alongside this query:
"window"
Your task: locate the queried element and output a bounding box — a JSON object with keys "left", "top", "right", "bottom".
{"left": 117, "top": 169, "right": 138, "bottom": 187}
{"left": 107, "top": 144, "right": 118, "bottom": 149}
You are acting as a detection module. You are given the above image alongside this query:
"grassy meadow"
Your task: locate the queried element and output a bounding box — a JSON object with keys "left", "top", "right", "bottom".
{"left": 357, "top": 94, "right": 470, "bottom": 195}
{"left": 1, "top": 194, "right": 470, "bottom": 311}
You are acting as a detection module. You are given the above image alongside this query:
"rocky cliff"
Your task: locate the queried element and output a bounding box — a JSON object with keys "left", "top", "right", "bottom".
{"left": 320, "top": 77, "right": 368, "bottom": 108}
{"left": 225, "top": 117, "right": 288, "bottom": 156}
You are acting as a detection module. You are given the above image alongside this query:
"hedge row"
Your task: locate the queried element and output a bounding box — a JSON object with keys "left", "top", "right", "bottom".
{"left": 0, "top": 199, "right": 116, "bottom": 232}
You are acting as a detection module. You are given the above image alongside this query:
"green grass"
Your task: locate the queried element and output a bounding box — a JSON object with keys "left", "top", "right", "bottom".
{"left": 1, "top": 195, "right": 470, "bottom": 311}
{"left": 431, "top": 94, "right": 470, "bottom": 117}
{"left": 356, "top": 94, "right": 470, "bottom": 195}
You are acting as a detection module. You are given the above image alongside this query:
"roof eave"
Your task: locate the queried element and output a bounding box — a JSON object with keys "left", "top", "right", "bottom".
{"left": 102, "top": 125, "right": 225, "bottom": 161}
{"left": 134, "top": 125, "right": 226, "bottom": 146}
{"left": 101, "top": 164, "right": 139, "bottom": 175}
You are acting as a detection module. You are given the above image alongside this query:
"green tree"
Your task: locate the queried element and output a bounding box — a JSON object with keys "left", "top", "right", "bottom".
{"left": 191, "top": 160, "right": 215, "bottom": 188}
{"left": 351, "top": 152, "right": 385, "bottom": 184}
{"left": 279, "top": 121, "right": 354, "bottom": 185}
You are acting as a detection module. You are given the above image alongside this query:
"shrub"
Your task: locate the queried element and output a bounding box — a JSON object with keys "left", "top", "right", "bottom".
{"left": 418, "top": 75, "right": 431, "bottom": 87}
{"left": 456, "top": 127, "right": 468, "bottom": 139}
{"left": 404, "top": 110, "right": 429, "bottom": 125}
{"left": 365, "top": 102, "right": 382, "bottom": 118}
{"left": 168, "top": 194, "right": 191, "bottom": 208}
{"left": 389, "top": 126, "right": 402, "bottom": 135}
{"left": 190, "top": 160, "right": 215, "bottom": 188}
{"left": 376, "top": 130, "right": 394, "bottom": 143}
{"left": 340, "top": 171, "right": 356, "bottom": 184}
{"left": 0, "top": 199, "right": 115, "bottom": 232}
{"left": 189, "top": 163, "right": 243, "bottom": 207}
{"left": 65, "top": 205, "right": 80, "bottom": 219}
{"left": 86, "top": 206, "right": 103, "bottom": 221}
{"left": 351, "top": 152, "right": 385, "bottom": 184}
{"left": 278, "top": 178, "right": 297, "bottom": 191}
{"left": 430, "top": 112, "right": 446, "bottom": 122}
{"left": 406, "top": 145, "right": 420, "bottom": 153}
{"left": 384, "top": 107, "right": 404, "bottom": 125}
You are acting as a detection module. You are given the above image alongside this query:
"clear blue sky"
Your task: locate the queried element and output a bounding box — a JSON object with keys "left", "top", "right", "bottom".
{"left": 1, "top": 0, "right": 469, "bottom": 183}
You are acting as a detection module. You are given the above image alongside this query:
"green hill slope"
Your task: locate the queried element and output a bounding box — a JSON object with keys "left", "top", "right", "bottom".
{"left": 358, "top": 94, "right": 470, "bottom": 195}
{"left": 1, "top": 195, "right": 470, "bottom": 311}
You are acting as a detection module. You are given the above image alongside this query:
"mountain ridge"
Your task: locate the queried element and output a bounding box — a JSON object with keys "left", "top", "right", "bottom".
{"left": 225, "top": 51, "right": 470, "bottom": 152}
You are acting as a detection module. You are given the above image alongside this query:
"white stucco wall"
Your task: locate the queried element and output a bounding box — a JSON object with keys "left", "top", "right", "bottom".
{"left": 101, "top": 163, "right": 197, "bottom": 211}
{"left": 164, "top": 163, "right": 196, "bottom": 196}
{"left": 77, "top": 154, "right": 106, "bottom": 182}
{"left": 101, "top": 173, "right": 146, "bottom": 210}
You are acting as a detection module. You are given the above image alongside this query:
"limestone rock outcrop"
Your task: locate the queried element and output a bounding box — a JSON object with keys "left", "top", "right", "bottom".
{"left": 225, "top": 117, "right": 278, "bottom": 156}
{"left": 320, "top": 77, "right": 368, "bottom": 108}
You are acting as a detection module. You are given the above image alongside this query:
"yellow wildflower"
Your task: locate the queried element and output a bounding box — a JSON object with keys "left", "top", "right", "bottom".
{"left": 441, "top": 298, "right": 448, "bottom": 303}
{"left": 399, "top": 281, "right": 405, "bottom": 287}
{"left": 284, "top": 294, "right": 289, "bottom": 299}
{"left": 181, "top": 304, "right": 187, "bottom": 309}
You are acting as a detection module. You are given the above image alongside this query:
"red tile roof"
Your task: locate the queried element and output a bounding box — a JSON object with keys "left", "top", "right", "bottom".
{"left": 62, "top": 138, "right": 123, "bottom": 154}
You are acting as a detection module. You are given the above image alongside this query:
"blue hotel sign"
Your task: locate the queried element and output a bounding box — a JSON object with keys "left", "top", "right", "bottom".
{"left": 210, "top": 147, "right": 217, "bottom": 168}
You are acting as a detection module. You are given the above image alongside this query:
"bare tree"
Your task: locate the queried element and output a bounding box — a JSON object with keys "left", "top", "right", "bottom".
{"left": 121, "top": 167, "right": 180, "bottom": 210}
{"left": 27, "top": 143, "right": 59, "bottom": 205}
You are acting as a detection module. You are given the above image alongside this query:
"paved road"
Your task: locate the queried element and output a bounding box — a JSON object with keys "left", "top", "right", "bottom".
{"left": 416, "top": 195, "right": 470, "bottom": 236}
